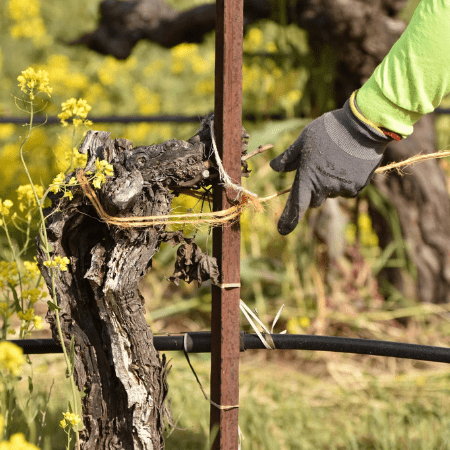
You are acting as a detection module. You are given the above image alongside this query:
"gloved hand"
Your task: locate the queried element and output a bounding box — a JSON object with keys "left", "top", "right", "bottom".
{"left": 270, "top": 92, "right": 398, "bottom": 235}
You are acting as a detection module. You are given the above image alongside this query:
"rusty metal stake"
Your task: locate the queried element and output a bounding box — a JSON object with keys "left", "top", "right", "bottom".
{"left": 210, "top": 0, "right": 243, "bottom": 448}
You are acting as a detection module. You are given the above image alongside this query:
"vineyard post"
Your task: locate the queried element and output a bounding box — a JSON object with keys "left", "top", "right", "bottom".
{"left": 210, "top": 0, "right": 244, "bottom": 448}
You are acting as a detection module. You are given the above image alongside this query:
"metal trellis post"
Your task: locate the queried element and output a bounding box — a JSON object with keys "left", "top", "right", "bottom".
{"left": 210, "top": 0, "right": 244, "bottom": 448}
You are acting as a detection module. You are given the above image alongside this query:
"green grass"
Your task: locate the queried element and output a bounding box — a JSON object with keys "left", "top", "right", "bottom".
{"left": 21, "top": 297, "right": 450, "bottom": 450}
{"left": 162, "top": 349, "right": 450, "bottom": 450}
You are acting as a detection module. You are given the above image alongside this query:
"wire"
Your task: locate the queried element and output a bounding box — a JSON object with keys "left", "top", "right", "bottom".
{"left": 0, "top": 112, "right": 290, "bottom": 125}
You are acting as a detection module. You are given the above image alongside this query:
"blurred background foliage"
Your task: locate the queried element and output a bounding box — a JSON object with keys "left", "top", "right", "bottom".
{"left": 2, "top": 0, "right": 450, "bottom": 448}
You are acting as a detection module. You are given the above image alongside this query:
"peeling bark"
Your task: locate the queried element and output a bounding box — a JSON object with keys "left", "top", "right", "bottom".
{"left": 36, "top": 119, "right": 249, "bottom": 448}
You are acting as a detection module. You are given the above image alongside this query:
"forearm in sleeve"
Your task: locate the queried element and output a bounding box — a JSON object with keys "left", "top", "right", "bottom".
{"left": 357, "top": 0, "right": 450, "bottom": 137}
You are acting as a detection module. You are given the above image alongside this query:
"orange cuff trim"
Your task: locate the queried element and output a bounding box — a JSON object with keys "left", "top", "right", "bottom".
{"left": 380, "top": 128, "right": 402, "bottom": 141}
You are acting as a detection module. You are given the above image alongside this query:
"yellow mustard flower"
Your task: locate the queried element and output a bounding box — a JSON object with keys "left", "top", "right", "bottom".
{"left": 171, "top": 43, "right": 199, "bottom": 74}
{"left": 10, "top": 17, "right": 47, "bottom": 44}
{"left": 243, "top": 28, "right": 263, "bottom": 52}
{"left": 61, "top": 411, "right": 81, "bottom": 429}
{"left": 92, "top": 159, "right": 114, "bottom": 189}
{"left": 17, "top": 67, "right": 52, "bottom": 100}
{"left": 72, "top": 148, "right": 88, "bottom": 168}
{"left": 191, "top": 53, "right": 213, "bottom": 75}
{"left": 0, "top": 124, "right": 15, "bottom": 140}
{"left": 0, "top": 200, "right": 13, "bottom": 217}
{"left": 97, "top": 55, "right": 136, "bottom": 86}
{"left": 49, "top": 172, "right": 78, "bottom": 200}
{"left": 357, "top": 213, "right": 379, "bottom": 248}
{"left": 18, "top": 307, "right": 34, "bottom": 322}
{"left": 49, "top": 172, "right": 66, "bottom": 194}
{"left": 23, "top": 260, "right": 40, "bottom": 280}
{"left": 265, "top": 41, "right": 277, "bottom": 53}
{"left": 299, "top": 316, "right": 311, "bottom": 329}
{"left": 58, "top": 98, "right": 92, "bottom": 127}
{"left": 8, "top": 0, "right": 48, "bottom": 46}
{"left": 32, "top": 315, "right": 43, "bottom": 330}
{"left": 63, "top": 191, "right": 73, "bottom": 201}
{"left": 286, "top": 316, "right": 310, "bottom": 334}
{"left": 0, "top": 262, "right": 18, "bottom": 287}
{"left": 0, "top": 341, "right": 25, "bottom": 377}
{"left": 0, "top": 432, "right": 40, "bottom": 449}
{"left": 8, "top": 0, "right": 39, "bottom": 22}
{"left": 92, "top": 175, "right": 105, "bottom": 190}
{"left": 21, "top": 288, "right": 45, "bottom": 305}
{"left": 43, "top": 256, "right": 70, "bottom": 272}
{"left": 16, "top": 184, "right": 43, "bottom": 212}
{"left": 0, "top": 302, "right": 13, "bottom": 320}
{"left": 0, "top": 200, "right": 13, "bottom": 226}
{"left": 96, "top": 159, "right": 114, "bottom": 177}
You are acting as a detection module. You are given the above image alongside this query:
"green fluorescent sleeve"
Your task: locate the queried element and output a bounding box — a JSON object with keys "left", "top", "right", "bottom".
{"left": 357, "top": 0, "right": 450, "bottom": 137}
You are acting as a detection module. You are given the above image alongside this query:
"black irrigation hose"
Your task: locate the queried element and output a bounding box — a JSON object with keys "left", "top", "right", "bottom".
{"left": 0, "top": 108, "right": 449, "bottom": 125}
{"left": 0, "top": 113, "right": 287, "bottom": 125}
{"left": 1, "top": 109, "right": 449, "bottom": 125}
{"left": 0, "top": 115, "right": 202, "bottom": 125}
{"left": 9, "top": 333, "right": 450, "bottom": 364}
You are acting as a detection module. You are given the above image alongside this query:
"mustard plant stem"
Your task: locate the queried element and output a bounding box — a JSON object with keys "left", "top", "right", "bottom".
{"left": 19, "top": 98, "right": 81, "bottom": 450}
{"left": 2, "top": 212, "right": 24, "bottom": 309}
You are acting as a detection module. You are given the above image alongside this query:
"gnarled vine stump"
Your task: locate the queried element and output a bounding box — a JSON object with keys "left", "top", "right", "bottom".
{"left": 36, "top": 119, "right": 249, "bottom": 449}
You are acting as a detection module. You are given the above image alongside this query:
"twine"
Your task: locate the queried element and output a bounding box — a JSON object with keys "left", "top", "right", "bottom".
{"left": 375, "top": 150, "right": 450, "bottom": 174}
{"left": 208, "top": 118, "right": 259, "bottom": 202}
{"left": 182, "top": 333, "right": 239, "bottom": 411}
{"left": 76, "top": 149, "right": 450, "bottom": 229}
{"left": 76, "top": 170, "right": 244, "bottom": 227}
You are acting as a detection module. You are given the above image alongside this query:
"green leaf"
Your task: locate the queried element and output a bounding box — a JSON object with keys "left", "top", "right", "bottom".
{"left": 67, "top": 336, "right": 75, "bottom": 377}
{"left": 47, "top": 300, "right": 61, "bottom": 311}
{"left": 8, "top": 282, "right": 21, "bottom": 312}
{"left": 28, "top": 375, "right": 34, "bottom": 394}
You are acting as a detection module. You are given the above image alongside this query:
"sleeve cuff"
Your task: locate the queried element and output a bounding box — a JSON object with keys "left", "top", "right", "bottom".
{"left": 356, "top": 78, "right": 422, "bottom": 138}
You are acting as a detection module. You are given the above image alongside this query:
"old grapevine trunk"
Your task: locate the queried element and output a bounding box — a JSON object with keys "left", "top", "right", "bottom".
{"left": 37, "top": 131, "right": 174, "bottom": 449}
{"left": 37, "top": 121, "right": 247, "bottom": 448}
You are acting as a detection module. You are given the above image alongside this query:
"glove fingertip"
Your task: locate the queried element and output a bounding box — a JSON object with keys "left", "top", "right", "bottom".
{"left": 277, "top": 208, "right": 307, "bottom": 235}
{"left": 270, "top": 142, "right": 303, "bottom": 173}
{"left": 277, "top": 221, "right": 295, "bottom": 236}
{"left": 270, "top": 158, "right": 300, "bottom": 173}
{"left": 277, "top": 179, "right": 311, "bottom": 235}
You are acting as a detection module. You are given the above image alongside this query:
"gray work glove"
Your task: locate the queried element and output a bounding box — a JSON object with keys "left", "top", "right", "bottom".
{"left": 270, "top": 96, "right": 395, "bottom": 235}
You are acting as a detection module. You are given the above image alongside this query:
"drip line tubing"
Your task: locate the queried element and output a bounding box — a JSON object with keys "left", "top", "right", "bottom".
{"left": 9, "top": 333, "right": 450, "bottom": 364}
{"left": 0, "top": 109, "right": 449, "bottom": 126}
{"left": 0, "top": 113, "right": 287, "bottom": 125}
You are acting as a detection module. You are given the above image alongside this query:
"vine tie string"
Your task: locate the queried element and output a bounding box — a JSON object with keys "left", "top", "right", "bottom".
{"left": 182, "top": 333, "right": 239, "bottom": 411}
{"left": 76, "top": 149, "right": 450, "bottom": 229}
